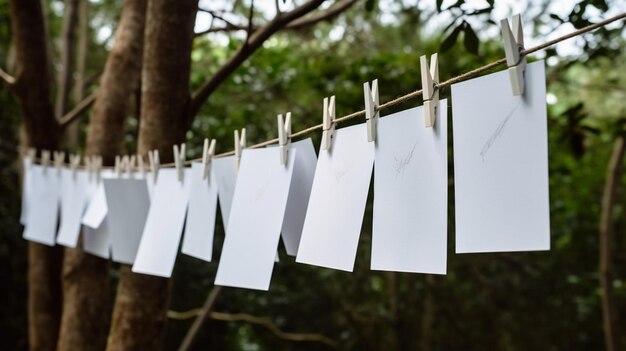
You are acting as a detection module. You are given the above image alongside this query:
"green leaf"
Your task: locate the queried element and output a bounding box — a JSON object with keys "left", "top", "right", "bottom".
{"left": 365, "top": 0, "right": 377, "bottom": 12}
{"left": 440, "top": 23, "right": 463, "bottom": 52}
{"left": 463, "top": 23, "right": 479, "bottom": 55}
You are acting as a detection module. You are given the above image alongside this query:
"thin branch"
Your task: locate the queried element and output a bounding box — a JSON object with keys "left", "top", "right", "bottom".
{"left": 57, "top": 90, "right": 97, "bottom": 125}
{"left": 194, "top": 0, "right": 357, "bottom": 36}
{"left": 169, "top": 308, "right": 339, "bottom": 349}
{"left": 177, "top": 286, "right": 223, "bottom": 351}
{"left": 275, "top": 0, "right": 281, "bottom": 16}
{"left": 0, "top": 67, "right": 16, "bottom": 85}
{"left": 55, "top": 0, "right": 80, "bottom": 118}
{"left": 599, "top": 132, "right": 626, "bottom": 351}
{"left": 245, "top": 0, "right": 255, "bottom": 44}
{"left": 189, "top": 0, "right": 327, "bottom": 118}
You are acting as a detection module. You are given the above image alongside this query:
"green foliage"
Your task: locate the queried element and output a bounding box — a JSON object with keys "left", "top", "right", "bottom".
{"left": 0, "top": 0, "right": 625, "bottom": 350}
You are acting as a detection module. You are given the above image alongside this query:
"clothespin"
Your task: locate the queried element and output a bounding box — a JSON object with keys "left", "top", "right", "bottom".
{"left": 420, "top": 53, "right": 439, "bottom": 127}
{"left": 126, "top": 155, "right": 136, "bottom": 177}
{"left": 501, "top": 14, "right": 526, "bottom": 96}
{"left": 69, "top": 154, "right": 81, "bottom": 180}
{"left": 115, "top": 155, "right": 126, "bottom": 177}
{"left": 277, "top": 112, "right": 291, "bottom": 166}
{"left": 363, "top": 79, "right": 379, "bottom": 142}
{"left": 93, "top": 156, "right": 102, "bottom": 183}
{"left": 234, "top": 128, "right": 246, "bottom": 170}
{"left": 53, "top": 151, "right": 65, "bottom": 176}
{"left": 137, "top": 154, "right": 146, "bottom": 178}
{"left": 41, "top": 150, "right": 51, "bottom": 175}
{"left": 26, "top": 148, "right": 36, "bottom": 162}
{"left": 322, "top": 96, "right": 336, "bottom": 150}
{"left": 202, "top": 138, "right": 216, "bottom": 181}
{"left": 148, "top": 150, "right": 160, "bottom": 184}
{"left": 173, "top": 144, "right": 186, "bottom": 182}
{"left": 85, "top": 156, "right": 94, "bottom": 182}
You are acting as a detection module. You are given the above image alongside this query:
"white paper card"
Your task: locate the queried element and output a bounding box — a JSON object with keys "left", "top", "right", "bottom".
{"left": 372, "top": 103, "right": 448, "bottom": 274}
{"left": 22, "top": 165, "right": 61, "bottom": 246}
{"left": 56, "top": 169, "right": 90, "bottom": 247}
{"left": 296, "top": 123, "right": 375, "bottom": 271}
{"left": 280, "top": 138, "right": 317, "bottom": 256}
{"left": 215, "top": 147, "right": 295, "bottom": 290}
{"left": 132, "top": 169, "right": 191, "bottom": 277}
{"left": 83, "top": 218, "right": 111, "bottom": 259}
{"left": 452, "top": 60, "right": 550, "bottom": 253}
{"left": 213, "top": 155, "right": 238, "bottom": 230}
{"left": 81, "top": 180, "right": 109, "bottom": 229}
{"left": 181, "top": 163, "right": 219, "bottom": 262}
{"left": 103, "top": 177, "right": 150, "bottom": 264}
{"left": 20, "top": 157, "right": 33, "bottom": 225}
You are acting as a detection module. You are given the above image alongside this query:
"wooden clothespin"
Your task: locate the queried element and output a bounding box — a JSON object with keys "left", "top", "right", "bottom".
{"left": 322, "top": 96, "right": 336, "bottom": 150}
{"left": 420, "top": 53, "right": 439, "bottom": 127}
{"left": 234, "top": 128, "right": 246, "bottom": 171}
{"left": 126, "top": 155, "right": 136, "bottom": 177}
{"left": 501, "top": 14, "right": 526, "bottom": 96}
{"left": 53, "top": 151, "right": 65, "bottom": 176}
{"left": 148, "top": 150, "right": 160, "bottom": 184}
{"left": 26, "top": 148, "right": 36, "bottom": 162}
{"left": 93, "top": 156, "right": 102, "bottom": 183}
{"left": 173, "top": 143, "right": 186, "bottom": 182}
{"left": 85, "top": 155, "right": 94, "bottom": 182}
{"left": 277, "top": 112, "right": 291, "bottom": 165}
{"left": 202, "top": 138, "right": 216, "bottom": 181}
{"left": 114, "top": 155, "right": 121, "bottom": 176}
{"left": 363, "top": 79, "right": 379, "bottom": 142}
{"left": 41, "top": 150, "right": 51, "bottom": 174}
{"left": 137, "top": 154, "right": 146, "bottom": 178}
{"left": 69, "top": 154, "right": 81, "bottom": 180}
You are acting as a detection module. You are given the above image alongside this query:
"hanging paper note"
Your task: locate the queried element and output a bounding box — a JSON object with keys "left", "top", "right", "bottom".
{"left": 56, "top": 169, "right": 91, "bottom": 247}
{"left": 372, "top": 103, "right": 448, "bottom": 274}
{"left": 215, "top": 147, "right": 295, "bottom": 290}
{"left": 296, "top": 123, "right": 375, "bottom": 271}
{"left": 22, "top": 165, "right": 61, "bottom": 246}
{"left": 132, "top": 168, "right": 191, "bottom": 277}
{"left": 83, "top": 218, "right": 111, "bottom": 259}
{"left": 103, "top": 177, "right": 150, "bottom": 264}
{"left": 181, "top": 163, "right": 219, "bottom": 262}
{"left": 280, "top": 138, "right": 317, "bottom": 256}
{"left": 20, "top": 156, "right": 34, "bottom": 225}
{"left": 213, "top": 155, "right": 238, "bottom": 230}
{"left": 452, "top": 60, "right": 550, "bottom": 253}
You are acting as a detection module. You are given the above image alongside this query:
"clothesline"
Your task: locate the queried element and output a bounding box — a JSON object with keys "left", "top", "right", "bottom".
{"left": 28, "top": 11, "right": 626, "bottom": 169}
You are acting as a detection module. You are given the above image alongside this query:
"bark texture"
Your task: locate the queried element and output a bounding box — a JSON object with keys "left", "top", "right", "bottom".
{"left": 56, "top": 1, "right": 148, "bottom": 350}
{"left": 106, "top": 0, "right": 198, "bottom": 349}
{"left": 9, "top": 0, "right": 63, "bottom": 350}
{"left": 85, "top": 0, "right": 148, "bottom": 164}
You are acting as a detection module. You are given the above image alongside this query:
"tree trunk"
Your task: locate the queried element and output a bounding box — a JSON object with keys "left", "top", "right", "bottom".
{"left": 56, "top": 0, "right": 148, "bottom": 350}
{"left": 599, "top": 134, "right": 625, "bottom": 351}
{"left": 55, "top": 0, "right": 79, "bottom": 120}
{"left": 65, "top": 0, "right": 89, "bottom": 147}
{"left": 8, "top": 0, "right": 63, "bottom": 350}
{"left": 106, "top": 0, "right": 197, "bottom": 349}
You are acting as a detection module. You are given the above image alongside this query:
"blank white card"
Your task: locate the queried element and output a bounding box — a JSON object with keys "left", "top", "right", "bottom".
{"left": 215, "top": 147, "right": 295, "bottom": 290}
{"left": 22, "top": 165, "right": 60, "bottom": 246}
{"left": 133, "top": 168, "right": 191, "bottom": 277}
{"left": 452, "top": 60, "right": 550, "bottom": 253}
{"left": 296, "top": 123, "right": 375, "bottom": 272}
{"left": 103, "top": 177, "right": 150, "bottom": 264}
{"left": 181, "top": 163, "right": 219, "bottom": 262}
{"left": 372, "top": 102, "right": 448, "bottom": 274}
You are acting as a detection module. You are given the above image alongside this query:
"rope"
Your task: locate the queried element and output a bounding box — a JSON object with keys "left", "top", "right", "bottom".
{"left": 28, "top": 12, "right": 626, "bottom": 169}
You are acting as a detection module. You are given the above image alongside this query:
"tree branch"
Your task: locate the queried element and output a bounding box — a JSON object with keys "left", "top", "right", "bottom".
{"left": 194, "top": 0, "right": 356, "bottom": 36}
{"left": 177, "top": 286, "right": 223, "bottom": 351}
{"left": 169, "top": 308, "right": 339, "bottom": 349}
{"left": 189, "top": 0, "right": 329, "bottom": 118}
{"left": 55, "top": 0, "right": 80, "bottom": 118}
{"left": 57, "top": 90, "right": 97, "bottom": 125}
{"left": 0, "top": 67, "right": 16, "bottom": 84}
{"left": 599, "top": 132, "right": 626, "bottom": 351}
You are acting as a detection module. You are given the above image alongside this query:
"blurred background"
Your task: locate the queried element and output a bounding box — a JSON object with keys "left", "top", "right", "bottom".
{"left": 1, "top": 0, "right": 626, "bottom": 350}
